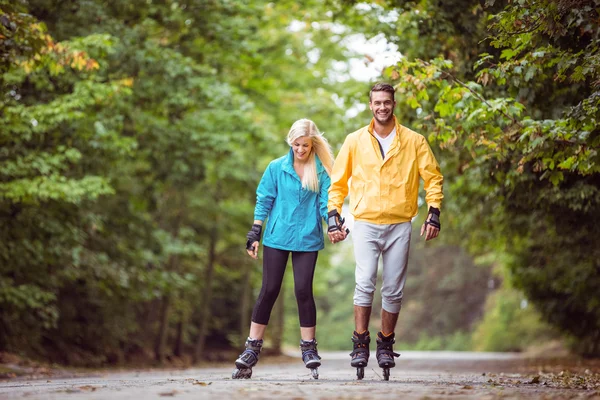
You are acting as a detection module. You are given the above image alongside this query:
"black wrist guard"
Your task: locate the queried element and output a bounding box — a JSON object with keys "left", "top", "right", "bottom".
{"left": 327, "top": 210, "right": 342, "bottom": 232}
{"left": 424, "top": 207, "right": 441, "bottom": 230}
{"left": 327, "top": 210, "right": 350, "bottom": 234}
{"left": 246, "top": 224, "right": 262, "bottom": 250}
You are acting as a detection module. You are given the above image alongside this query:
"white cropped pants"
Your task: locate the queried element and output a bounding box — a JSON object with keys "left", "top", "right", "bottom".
{"left": 352, "top": 220, "right": 411, "bottom": 314}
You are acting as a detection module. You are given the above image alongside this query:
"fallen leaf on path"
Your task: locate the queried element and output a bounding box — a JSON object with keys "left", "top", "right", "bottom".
{"left": 159, "top": 389, "right": 179, "bottom": 396}
{"left": 192, "top": 380, "right": 211, "bottom": 386}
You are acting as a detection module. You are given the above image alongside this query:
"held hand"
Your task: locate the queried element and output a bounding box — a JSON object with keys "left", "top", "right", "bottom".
{"left": 327, "top": 210, "right": 349, "bottom": 244}
{"left": 327, "top": 225, "right": 348, "bottom": 244}
{"left": 327, "top": 230, "right": 341, "bottom": 244}
{"left": 246, "top": 241, "right": 259, "bottom": 259}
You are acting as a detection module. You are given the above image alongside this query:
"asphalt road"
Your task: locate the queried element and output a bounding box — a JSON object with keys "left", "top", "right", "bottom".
{"left": 1, "top": 351, "right": 598, "bottom": 399}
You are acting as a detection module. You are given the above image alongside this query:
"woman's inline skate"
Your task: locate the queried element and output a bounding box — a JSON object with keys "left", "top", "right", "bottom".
{"left": 300, "top": 339, "right": 321, "bottom": 379}
{"left": 232, "top": 338, "right": 263, "bottom": 379}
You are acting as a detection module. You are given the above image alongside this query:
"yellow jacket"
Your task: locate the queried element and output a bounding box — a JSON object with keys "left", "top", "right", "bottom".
{"left": 328, "top": 117, "right": 443, "bottom": 224}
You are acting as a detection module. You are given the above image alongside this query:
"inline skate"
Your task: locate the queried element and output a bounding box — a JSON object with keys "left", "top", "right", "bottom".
{"left": 376, "top": 331, "right": 400, "bottom": 381}
{"left": 300, "top": 339, "right": 321, "bottom": 379}
{"left": 232, "top": 338, "right": 263, "bottom": 379}
{"left": 350, "top": 330, "right": 370, "bottom": 380}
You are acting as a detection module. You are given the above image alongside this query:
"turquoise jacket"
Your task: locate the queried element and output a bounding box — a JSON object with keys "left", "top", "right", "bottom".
{"left": 254, "top": 148, "right": 330, "bottom": 252}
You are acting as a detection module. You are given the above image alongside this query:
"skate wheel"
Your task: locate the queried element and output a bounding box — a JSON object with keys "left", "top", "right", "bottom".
{"left": 311, "top": 368, "right": 319, "bottom": 379}
{"left": 232, "top": 367, "right": 252, "bottom": 379}
{"left": 357, "top": 367, "right": 364, "bottom": 380}
{"left": 383, "top": 368, "right": 390, "bottom": 381}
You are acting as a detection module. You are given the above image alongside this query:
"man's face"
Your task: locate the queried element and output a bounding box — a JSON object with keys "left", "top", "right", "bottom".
{"left": 369, "top": 91, "right": 395, "bottom": 125}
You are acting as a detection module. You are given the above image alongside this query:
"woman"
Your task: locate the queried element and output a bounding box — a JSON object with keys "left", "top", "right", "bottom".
{"left": 232, "top": 119, "right": 334, "bottom": 380}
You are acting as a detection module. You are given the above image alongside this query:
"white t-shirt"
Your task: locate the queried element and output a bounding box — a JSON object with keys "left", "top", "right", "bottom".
{"left": 373, "top": 127, "right": 396, "bottom": 158}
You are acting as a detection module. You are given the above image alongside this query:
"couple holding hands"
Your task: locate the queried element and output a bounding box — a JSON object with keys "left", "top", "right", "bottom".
{"left": 233, "top": 83, "right": 443, "bottom": 380}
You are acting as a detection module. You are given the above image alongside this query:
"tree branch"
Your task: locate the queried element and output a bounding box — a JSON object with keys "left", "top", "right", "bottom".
{"left": 423, "top": 61, "right": 524, "bottom": 128}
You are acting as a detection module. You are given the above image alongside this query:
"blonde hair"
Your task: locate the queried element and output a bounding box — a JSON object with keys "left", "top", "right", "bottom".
{"left": 286, "top": 119, "right": 334, "bottom": 193}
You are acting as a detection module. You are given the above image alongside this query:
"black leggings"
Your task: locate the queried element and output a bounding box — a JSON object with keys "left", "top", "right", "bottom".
{"left": 251, "top": 246, "right": 318, "bottom": 327}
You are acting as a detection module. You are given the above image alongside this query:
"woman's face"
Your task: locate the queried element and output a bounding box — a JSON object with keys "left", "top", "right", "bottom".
{"left": 292, "top": 136, "right": 313, "bottom": 162}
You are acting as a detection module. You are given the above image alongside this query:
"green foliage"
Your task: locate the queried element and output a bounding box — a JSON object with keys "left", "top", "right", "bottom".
{"left": 403, "top": 331, "right": 472, "bottom": 351}
{"left": 0, "top": 0, "right": 48, "bottom": 73}
{"left": 0, "top": 0, "right": 370, "bottom": 365}
{"left": 4, "top": 0, "right": 598, "bottom": 363}
{"left": 472, "top": 286, "right": 556, "bottom": 353}
{"left": 373, "top": 0, "right": 600, "bottom": 355}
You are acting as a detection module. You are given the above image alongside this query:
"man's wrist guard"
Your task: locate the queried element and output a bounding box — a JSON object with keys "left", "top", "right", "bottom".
{"left": 327, "top": 210, "right": 342, "bottom": 232}
{"left": 246, "top": 224, "right": 262, "bottom": 250}
{"left": 424, "top": 207, "right": 441, "bottom": 230}
{"left": 327, "top": 210, "right": 349, "bottom": 234}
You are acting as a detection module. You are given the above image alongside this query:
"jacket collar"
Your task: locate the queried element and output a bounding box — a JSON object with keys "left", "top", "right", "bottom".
{"left": 367, "top": 115, "right": 402, "bottom": 160}
{"left": 368, "top": 115, "right": 401, "bottom": 137}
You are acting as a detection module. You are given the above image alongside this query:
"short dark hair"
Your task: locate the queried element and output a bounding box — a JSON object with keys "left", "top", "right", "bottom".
{"left": 369, "top": 83, "right": 395, "bottom": 102}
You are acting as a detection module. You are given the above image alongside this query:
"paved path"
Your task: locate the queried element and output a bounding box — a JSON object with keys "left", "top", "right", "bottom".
{"left": 1, "top": 351, "right": 598, "bottom": 399}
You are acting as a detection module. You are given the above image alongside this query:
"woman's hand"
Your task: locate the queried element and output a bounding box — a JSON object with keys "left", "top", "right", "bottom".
{"left": 247, "top": 241, "right": 260, "bottom": 259}
{"left": 246, "top": 223, "right": 262, "bottom": 258}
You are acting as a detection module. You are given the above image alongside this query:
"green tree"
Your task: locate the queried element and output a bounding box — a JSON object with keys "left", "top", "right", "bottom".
{"left": 340, "top": 0, "right": 600, "bottom": 355}
{"left": 0, "top": 0, "right": 375, "bottom": 365}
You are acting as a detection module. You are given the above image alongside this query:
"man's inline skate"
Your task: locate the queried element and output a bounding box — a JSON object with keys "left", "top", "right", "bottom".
{"left": 350, "top": 331, "right": 370, "bottom": 380}
{"left": 376, "top": 331, "right": 400, "bottom": 381}
{"left": 300, "top": 339, "right": 321, "bottom": 379}
{"left": 232, "top": 338, "right": 263, "bottom": 379}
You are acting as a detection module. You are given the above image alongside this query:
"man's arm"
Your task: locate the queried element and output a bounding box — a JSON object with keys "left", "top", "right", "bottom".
{"left": 417, "top": 136, "right": 443, "bottom": 210}
{"left": 327, "top": 137, "right": 353, "bottom": 214}
{"left": 417, "top": 136, "right": 443, "bottom": 241}
{"left": 327, "top": 137, "right": 352, "bottom": 243}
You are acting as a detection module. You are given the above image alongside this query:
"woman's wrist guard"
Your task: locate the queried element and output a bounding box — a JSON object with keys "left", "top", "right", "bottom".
{"left": 246, "top": 224, "right": 262, "bottom": 250}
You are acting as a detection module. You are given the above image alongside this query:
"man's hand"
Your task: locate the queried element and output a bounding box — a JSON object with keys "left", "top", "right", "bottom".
{"left": 420, "top": 207, "right": 440, "bottom": 241}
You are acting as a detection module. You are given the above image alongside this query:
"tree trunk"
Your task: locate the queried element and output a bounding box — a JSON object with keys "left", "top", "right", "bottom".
{"left": 173, "top": 313, "right": 185, "bottom": 357}
{"left": 193, "top": 225, "right": 217, "bottom": 363}
{"left": 154, "top": 295, "right": 171, "bottom": 363}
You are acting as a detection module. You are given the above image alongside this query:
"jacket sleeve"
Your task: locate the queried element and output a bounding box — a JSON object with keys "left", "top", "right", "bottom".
{"left": 417, "top": 136, "right": 444, "bottom": 210}
{"left": 254, "top": 162, "right": 277, "bottom": 221}
{"left": 327, "top": 136, "right": 352, "bottom": 214}
{"left": 319, "top": 171, "right": 331, "bottom": 221}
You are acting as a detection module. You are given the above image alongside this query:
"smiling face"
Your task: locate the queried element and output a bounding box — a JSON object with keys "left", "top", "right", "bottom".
{"left": 369, "top": 90, "right": 396, "bottom": 125}
{"left": 292, "top": 136, "right": 313, "bottom": 163}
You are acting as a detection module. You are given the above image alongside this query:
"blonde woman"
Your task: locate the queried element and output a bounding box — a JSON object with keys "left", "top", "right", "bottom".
{"left": 232, "top": 119, "right": 334, "bottom": 380}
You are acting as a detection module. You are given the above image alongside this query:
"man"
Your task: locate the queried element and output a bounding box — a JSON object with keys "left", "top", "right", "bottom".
{"left": 327, "top": 82, "right": 443, "bottom": 379}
